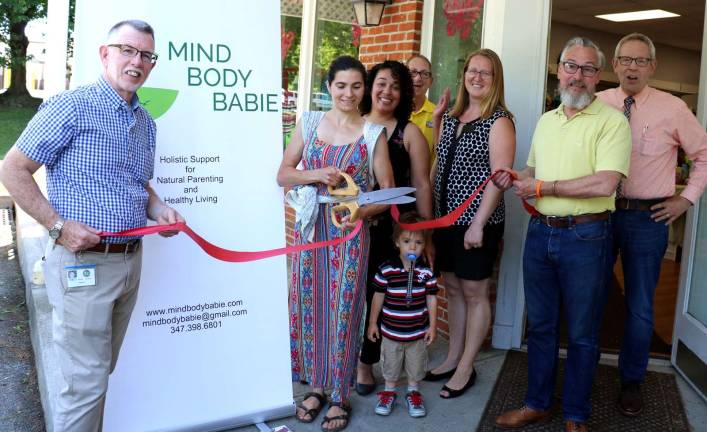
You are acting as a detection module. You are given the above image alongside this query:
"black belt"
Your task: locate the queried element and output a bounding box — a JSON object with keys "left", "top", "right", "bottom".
{"left": 84, "top": 239, "right": 141, "bottom": 254}
{"left": 615, "top": 197, "right": 667, "bottom": 211}
{"left": 535, "top": 211, "right": 610, "bottom": 228}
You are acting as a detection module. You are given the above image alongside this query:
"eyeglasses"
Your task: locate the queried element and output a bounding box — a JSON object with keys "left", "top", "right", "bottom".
{"left": 108, "top": 44, "right": 158, "bottom": 64}
{"left": 616, "top": 56, "right": 652, "bottom": 67}
{"left": 410, "top": 69, "right": 432, "bottom": 79}
{"left": 561, "top": 61, "right": 599, "bottom": 77}
{"left": 466, "top": 68, "right": 493, "bottom": 79}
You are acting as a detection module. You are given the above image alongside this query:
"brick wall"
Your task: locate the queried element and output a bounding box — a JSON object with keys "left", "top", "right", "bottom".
{"left": 358, "top": 0, "right": 424, "bottom": 68}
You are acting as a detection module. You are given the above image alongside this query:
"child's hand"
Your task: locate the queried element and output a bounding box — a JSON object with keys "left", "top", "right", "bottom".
{"left": 367, "top": 325, "right": 380, "bottom": 342}
{"left": 424, "top": 327, "right": 436, "bottom": 345}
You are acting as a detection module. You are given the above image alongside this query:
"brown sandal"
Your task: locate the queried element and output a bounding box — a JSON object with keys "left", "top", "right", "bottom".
{"left": 296, "top": 392, "right": 326, "bottom": 423}
{"left": 321, "top": 401, "right": 352, "bottom": 432}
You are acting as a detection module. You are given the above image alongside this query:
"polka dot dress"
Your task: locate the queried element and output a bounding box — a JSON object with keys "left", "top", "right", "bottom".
{"left": 433, "top": 107, "right": 512, "bottom": 225}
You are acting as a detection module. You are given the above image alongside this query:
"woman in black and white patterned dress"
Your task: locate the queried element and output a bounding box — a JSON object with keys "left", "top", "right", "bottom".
{"left": 424, "top": 49, "right": 516, "bottom": 399}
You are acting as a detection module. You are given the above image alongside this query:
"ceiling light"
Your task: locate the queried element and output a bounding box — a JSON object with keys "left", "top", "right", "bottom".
{"left": 596, "top": 9, "right": 680, "bottom": 22}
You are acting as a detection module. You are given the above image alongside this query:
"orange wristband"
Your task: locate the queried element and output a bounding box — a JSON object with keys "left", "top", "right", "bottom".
{"left": 535, "top": 180, "right": 543, "bottom": 198}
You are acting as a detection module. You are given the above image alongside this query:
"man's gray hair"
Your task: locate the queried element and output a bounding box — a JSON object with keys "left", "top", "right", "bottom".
{"left": 614, "top": 33, "right": 656, "bottom": 59}
{"left": 559, "top": 37, "right": 606, "bottom": 69}
{"left": 107, "top": 19, "right": 155, "bottom": 41}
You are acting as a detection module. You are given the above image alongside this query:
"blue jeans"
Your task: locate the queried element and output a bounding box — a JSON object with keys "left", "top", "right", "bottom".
{"left": 523, "top": 217, "right": 612, "bottom": 422}
{"left": 611, "top": 209, "right": 668, "bottom": 384}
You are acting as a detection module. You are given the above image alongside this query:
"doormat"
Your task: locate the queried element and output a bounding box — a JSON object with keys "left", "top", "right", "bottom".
{"left": 476, "top": 350, "right": 690, "bottom": 431}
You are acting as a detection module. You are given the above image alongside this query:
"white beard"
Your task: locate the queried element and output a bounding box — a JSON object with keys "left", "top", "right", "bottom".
{"left": 559, "top": 87, "right": 593, "bottom": 110}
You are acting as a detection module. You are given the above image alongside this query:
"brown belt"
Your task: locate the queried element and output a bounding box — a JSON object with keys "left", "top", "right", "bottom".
{"left": 83, "top": 240, "right": 141, "bottom": 254}
{"left": 535, "top": 211, "right": 610, "bottom": 228}
{"left": 615, "top": 197, "right": 667, "bottom": 211}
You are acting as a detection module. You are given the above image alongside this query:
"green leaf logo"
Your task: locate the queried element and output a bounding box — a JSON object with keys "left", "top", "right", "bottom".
{"left": 137, "top": 87, "right": 179, "bottom": 119}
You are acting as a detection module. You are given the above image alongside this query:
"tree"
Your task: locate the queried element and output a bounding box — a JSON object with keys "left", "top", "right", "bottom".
{"left": 0, "top": 0, "right": 47, "bottom": 103}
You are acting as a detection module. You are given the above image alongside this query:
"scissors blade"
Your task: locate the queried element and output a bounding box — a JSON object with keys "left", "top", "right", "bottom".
{"left": 358, "top": 187, "right": 416, "bottom": 206}
{"left": 379, "top": 195, "right": 417, "bottom": 205}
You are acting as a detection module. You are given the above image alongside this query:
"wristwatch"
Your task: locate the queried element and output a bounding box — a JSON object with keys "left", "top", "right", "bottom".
{"left": 48, "top": 218, "right": 65, "bottom": 240}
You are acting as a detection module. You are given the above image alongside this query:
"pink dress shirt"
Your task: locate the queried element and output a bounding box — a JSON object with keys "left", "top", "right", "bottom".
{"left": 596, "top": 86, "right": 707, "bottom": 204}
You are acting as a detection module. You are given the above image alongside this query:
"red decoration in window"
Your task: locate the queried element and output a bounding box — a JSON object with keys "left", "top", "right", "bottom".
{"left": 281, "top": 30, "right": 295, "bottom": 61}
{"left": 352, "top": 24, "right": 362, "bottom": 47}
{"left": 443, "top": 0, "right": 483, "bottom": 40}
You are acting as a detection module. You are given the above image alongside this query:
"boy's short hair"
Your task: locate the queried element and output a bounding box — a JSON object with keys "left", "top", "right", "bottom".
{"left": 393, "top": 211, "right": 431, "bottom": 243}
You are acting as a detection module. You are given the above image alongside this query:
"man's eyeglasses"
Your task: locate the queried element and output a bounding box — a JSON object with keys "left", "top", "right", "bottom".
{"left": 108, "top": 44, "right": 158, "bottom": 64}
{"left": 466, "top": 68, "right": 493, "bottom": 80}
{"left": 410, "top": 69, "right": 432, "bottom": 79}
{"left": 561, "top": 61, "right": 599, "bottom": 77}
{"left": 616, "top": 56, "right": 652, "bottom": 67}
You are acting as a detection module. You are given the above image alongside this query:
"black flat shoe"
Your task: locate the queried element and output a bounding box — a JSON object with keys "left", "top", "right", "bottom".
{"left": 423, "top": 367, "right": 457, "bottom": 382}
{"left": 355, "top": 381, "right": 376, "bottom": 396}
{"left": 439, "top": 369, "right": 476, "bottom": 399}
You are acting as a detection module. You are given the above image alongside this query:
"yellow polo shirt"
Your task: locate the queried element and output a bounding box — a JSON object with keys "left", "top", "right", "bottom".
{"left": 528, "top": 97, "right": 631, "bottom": 216}
{"left": 410, "top": 98, "right": 437, "bottom": 162}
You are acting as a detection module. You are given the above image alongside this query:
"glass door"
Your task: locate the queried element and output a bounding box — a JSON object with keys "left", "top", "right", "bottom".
{"left": 672, "top": 191, "right": 707, "bottom": 401}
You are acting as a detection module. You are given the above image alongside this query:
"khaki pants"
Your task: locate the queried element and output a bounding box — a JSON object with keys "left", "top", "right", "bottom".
{"left": 380, "top": 336, "right": 427, "bottom": 383}
{"left": 44, "top": 244, "right": 142, "bottom": 432}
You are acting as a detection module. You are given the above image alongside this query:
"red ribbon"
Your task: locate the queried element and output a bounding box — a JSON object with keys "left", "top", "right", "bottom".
{"left": 391, "top": 169, "right": 539, "bottom": 230}
{"left": 99, "top": 170, "right": 538, "bottom": 262}
{"left": 99, "top": 220, "right": 362, "bottom": 262}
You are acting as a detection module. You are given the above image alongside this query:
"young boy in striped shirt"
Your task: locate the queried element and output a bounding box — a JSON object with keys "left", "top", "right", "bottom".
{"left": 367, "top": 212, "right": 438, "bottom": 417}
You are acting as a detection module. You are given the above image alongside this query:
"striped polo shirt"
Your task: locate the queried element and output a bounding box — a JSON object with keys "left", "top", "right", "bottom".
{"left": 373, "top": 257, "right": 438, "bottom": 342}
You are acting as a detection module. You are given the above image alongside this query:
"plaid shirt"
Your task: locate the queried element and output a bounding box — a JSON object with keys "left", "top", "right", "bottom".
{"left": 16, "top": 76, "right": 156, "bottom": 243}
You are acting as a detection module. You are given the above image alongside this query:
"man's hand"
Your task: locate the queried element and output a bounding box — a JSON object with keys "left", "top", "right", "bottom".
{"left": 650, "top": 196, "right": 692, "bottom": 225}
{"left": 432, "top": 88, "right": 450, "bottom": 120}
{"left": 424, "top": 326, "right": 436, "bottom": 346}
{"left": 154, "top": 206, "right": 185, "bottom": 237}
{"left": 513, "top": 176, "right": 537, "bottom": 199}
{"left": 367, "top": 324, "right": 380, "bottom": 342}
{"left": 58, "top": 220, "right": 101, "bottom": 252}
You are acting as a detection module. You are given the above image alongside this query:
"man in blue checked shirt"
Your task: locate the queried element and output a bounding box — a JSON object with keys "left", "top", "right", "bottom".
{"left": 0, "top": 19, "right": 183, "bottom": 431}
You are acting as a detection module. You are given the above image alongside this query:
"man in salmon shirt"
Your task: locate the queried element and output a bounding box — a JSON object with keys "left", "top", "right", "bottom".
{"left": 596, "top": 33, "right": 707, "bottom": 417}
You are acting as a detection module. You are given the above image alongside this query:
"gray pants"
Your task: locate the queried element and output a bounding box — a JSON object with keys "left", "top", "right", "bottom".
{"left": 44, "top": 244, "right": 142, "bottom": 432}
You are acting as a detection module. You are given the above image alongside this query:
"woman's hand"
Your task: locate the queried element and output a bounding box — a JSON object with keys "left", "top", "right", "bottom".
{"left": 316, "top": 167, "right": 342, "bottom": 186}
{"left": 367, "top": 324, "right": 380, "bottom": 342}
{"left": 492, "top": 169, "right": 517, "bottom": 191}
{"left": 463, "top": 223, "right": 484, "bottom": 249}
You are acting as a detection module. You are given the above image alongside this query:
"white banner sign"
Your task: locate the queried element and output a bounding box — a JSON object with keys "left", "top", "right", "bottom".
{"left": 72, "top": 1, "right": 292, "bottom": 430}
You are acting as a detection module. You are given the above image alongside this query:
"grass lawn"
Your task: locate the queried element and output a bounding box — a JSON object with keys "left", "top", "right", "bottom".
{"left": 0, "top": 107, "right": 36, "bottom": 159}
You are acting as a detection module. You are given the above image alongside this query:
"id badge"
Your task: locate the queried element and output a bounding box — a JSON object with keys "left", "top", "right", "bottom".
{"left": 65, "top": 264, "right": 97, "bottom": 288}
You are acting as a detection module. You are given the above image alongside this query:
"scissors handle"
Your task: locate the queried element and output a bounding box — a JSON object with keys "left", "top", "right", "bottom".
{"left": 328, "top": 172, "right": 361, "bottom": 229}
{"left": 327, "top": 172, "right": 359, "bottom": 197}
{"left": 331, "top": 202, "right": 360, "bottom": 229}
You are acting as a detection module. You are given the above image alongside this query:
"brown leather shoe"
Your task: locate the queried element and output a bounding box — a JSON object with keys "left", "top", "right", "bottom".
{"left": 494, "top": 405, "right": 553, "bottom": 429}
{"left": 619, "top": 382, "right": 643, "bottom": 417}
{"left": 565, "top": 420, "right": 588, "bottom": 431}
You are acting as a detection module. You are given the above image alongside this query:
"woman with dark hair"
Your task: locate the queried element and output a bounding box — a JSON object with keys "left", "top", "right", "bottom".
{"left": 277, "top": 55, "right": 394, "bottom": 431}
{"left": 355, "top": 60, "right": 433, "bottom": 400}
{"left": 425, "top": 48, "right": 516, "bottom": 399}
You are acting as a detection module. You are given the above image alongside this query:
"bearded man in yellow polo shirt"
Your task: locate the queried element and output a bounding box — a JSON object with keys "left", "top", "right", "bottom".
{"left": 494, "top": 37, "right": 631, "bottom": 432}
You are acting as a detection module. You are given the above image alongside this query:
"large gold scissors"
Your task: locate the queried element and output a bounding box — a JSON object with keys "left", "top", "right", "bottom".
{"left": 326, "top": 172, "right": 416, "bottom": 228}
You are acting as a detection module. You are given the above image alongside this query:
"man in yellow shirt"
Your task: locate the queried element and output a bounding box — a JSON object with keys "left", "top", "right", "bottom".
{"left": 494, "top": 37, "right": 631, "bottom": 432}
{"left": 407, "top": 55, "right": 437, "bottom": 162}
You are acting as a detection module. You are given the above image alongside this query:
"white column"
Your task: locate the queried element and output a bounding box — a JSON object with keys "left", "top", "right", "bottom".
{"left": 296, "top": 0, "right": 318, "bottom": 119}
{"left": 482, "top": 0, "right": 552, "bottom": 349}
{"left": 44, "top": 0, "right": 70, "bottom": 98}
